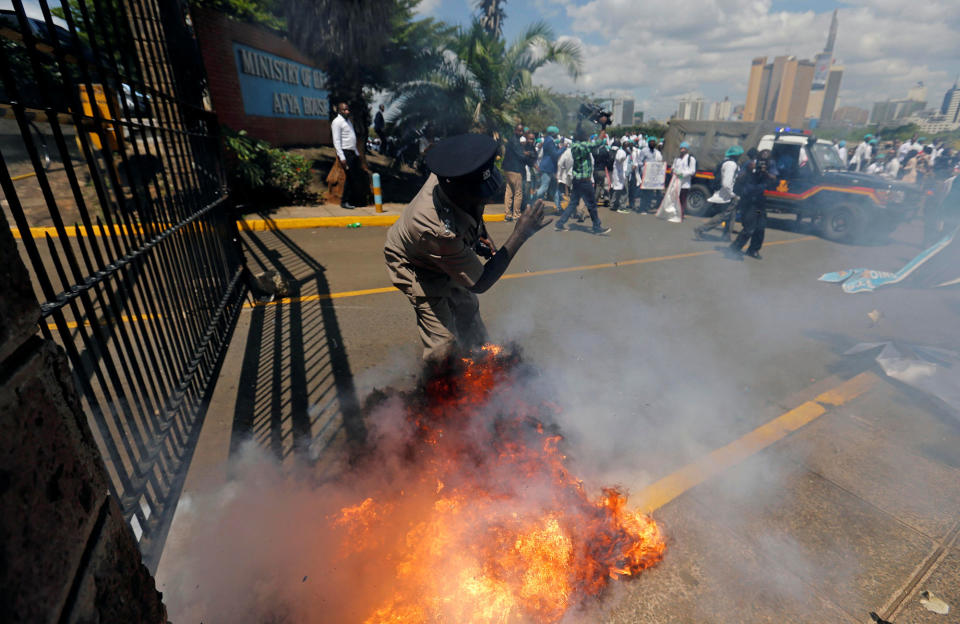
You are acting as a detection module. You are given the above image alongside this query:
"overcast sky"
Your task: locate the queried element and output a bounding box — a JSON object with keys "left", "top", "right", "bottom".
{"left": 417, "top": 0, "right": 960, "bottom": 120}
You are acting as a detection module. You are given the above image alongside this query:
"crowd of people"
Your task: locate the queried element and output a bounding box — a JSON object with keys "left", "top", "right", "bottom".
{"left": 837, "top": 133, "right": 956, "bottom": 185}
{"left": 497, "top": 123, "right": 677, "bottom": 234}
{"left": 494, "top": 120, "right": 959, "bottom": 255}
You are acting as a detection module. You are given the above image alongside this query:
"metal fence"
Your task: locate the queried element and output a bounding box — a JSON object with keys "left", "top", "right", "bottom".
{"left": 0, "top": 0, "right": 245, "bottom": 569}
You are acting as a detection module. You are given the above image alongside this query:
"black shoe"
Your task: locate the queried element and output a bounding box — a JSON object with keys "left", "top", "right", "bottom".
{"left": 593, "top": 226, "right": 612, "bottom": 235}
{"left": 341, "top": 202, "right": 356, "bottom": 210}
{"left": 745, "top": 251, "right": 762, "bottom": 259}
{"left": 555, "top": 223, "right": 569, "bottom": 232}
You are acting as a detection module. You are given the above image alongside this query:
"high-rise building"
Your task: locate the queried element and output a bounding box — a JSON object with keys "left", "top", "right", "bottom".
{"left": 870, "top": 99, "right": 925, "bottom": 124}
{"left": 941, "top": 79, "right": 960, "bottom": 124}
{"left": 743, "top": 57, "right": 768, "bottom": 121}
{"left": 820, "top": 66, "right": 843, "bottom": 122}
{"left": 806, "top": 9, "right": 843, "bottom": 121}
{"left": 676, "top": 96, "right": 705, "bottom": 120}
{"left": 832, "top": 106, "right": 869, "bottom": 125}
{"left": 611, "top": 98, "right": 635, "bottom": 127}
{"left": 743, "top": 12, "right": 841, "bottom": 125}
{"left": 776, "top": 58, "right": 815, "bottom": 127}
{"left": 707, "top": 97, "right": 732, "bottom": 120}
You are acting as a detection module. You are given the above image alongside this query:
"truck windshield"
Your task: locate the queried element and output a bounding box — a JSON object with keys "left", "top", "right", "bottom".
{"left": 812, "top": 143, "right": 845, "bottom": 171}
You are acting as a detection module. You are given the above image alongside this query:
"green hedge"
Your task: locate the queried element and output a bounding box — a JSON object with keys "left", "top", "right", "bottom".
{"left": 222, "top": 127, "right": 311, "bottom": 201}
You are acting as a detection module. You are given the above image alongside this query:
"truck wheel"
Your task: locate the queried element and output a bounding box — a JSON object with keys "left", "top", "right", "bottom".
{"left": 684, "top": 184, "right": 712, "bottom": 217}
{"left": 820, "top": 204, "right": 864, "bottom": 243}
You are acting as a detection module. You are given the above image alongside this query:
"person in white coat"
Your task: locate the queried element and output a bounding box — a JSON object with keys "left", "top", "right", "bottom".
{"left": 848, "top": 134, "right": 873, "bottom": 172}
{"left": 672, "top": 141, "right": 697, "bottom": 216}
{"left": 636, "top": 138, "right": 663, "bottom": 213}
{"left": 835, "top": 140, "right": 848, "bottom": 167}
{"left": 695, "top": 145, "right": 744, "bottom": 240}
{"left": 610, "top": 142, "right": 631, "bottom": 213}
{"left": 556, "top": 142, "right": 583, "bottom": 221}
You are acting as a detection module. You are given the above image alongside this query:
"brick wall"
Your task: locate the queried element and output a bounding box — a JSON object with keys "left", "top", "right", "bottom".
{"left": 0, "top": 212, "right": 166, "bottom": 622}
{"left": 192, "top": 7, "right": 332, "bottom": 147}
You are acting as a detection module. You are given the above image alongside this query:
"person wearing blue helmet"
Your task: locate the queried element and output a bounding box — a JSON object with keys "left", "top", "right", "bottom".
{"left": 695, "top": 145, "right": 744, "bottom": 241}
{"left": 835, "top": 140, "right": 848, "bottom": 167}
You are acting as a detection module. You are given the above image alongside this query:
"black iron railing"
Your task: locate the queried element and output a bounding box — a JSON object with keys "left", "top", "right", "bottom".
{"left": 0, "top": 0, "right": 244, "bottom": 570}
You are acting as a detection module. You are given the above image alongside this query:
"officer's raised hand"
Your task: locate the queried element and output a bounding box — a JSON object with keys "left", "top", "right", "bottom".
{"left": 514, "top": 199, "right": 553, "bottom": 240}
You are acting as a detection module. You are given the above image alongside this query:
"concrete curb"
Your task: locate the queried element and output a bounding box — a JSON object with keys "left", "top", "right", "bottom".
{"left": 12, "top": 212, "right": 509, "bottom": 239}
{"left": 237, "top": 212, "right": 508, "bottom": 231}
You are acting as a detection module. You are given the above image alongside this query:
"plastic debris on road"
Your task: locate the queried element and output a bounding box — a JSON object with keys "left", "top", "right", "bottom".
{"left": 845, "top": 341, "right": 960, "bottom": 416}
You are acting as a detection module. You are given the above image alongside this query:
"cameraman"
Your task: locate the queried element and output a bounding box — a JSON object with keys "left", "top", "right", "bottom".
{"left": 729, "top": 149, "right": 777, "bottom": 259}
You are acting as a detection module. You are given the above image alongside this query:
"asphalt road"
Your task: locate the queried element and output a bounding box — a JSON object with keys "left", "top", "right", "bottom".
{"left": 159, "top": 208, "right": 960, "bottom": 622}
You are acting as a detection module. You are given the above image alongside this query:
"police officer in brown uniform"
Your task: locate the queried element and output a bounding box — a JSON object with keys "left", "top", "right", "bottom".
{"left": 384, "top": 134, "right": 551, "bottom": 362}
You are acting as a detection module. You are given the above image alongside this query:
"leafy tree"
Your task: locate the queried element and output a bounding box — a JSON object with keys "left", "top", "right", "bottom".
{"left": 390, "top": 19, "right": 582, "bottom": 137}
{"left": 278, "top": 0, "right": 405, "bottom": 145}
{"left": 190, "top": 0, "right": 285, "bottom": 31}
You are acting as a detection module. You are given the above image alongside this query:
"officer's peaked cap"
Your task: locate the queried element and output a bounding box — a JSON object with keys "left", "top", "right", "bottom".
{"left": 425, "top": 134, "right": 503, "bottom": 198}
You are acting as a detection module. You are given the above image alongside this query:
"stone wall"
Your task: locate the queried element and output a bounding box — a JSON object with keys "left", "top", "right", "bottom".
{"left": 0, "top": 212, "right": 167, "bottom": 622}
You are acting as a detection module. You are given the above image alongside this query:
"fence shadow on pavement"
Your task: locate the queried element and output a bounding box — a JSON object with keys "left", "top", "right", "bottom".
{"left": 231, "top": 217, "right": 365, "bottom": 474}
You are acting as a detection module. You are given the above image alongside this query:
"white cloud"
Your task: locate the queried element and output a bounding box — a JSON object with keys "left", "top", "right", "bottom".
{"left": 529, "top": 0, "right": 960, "bottom": 120}
{"left": 415, "top": 0, "right": 444, "bottom": 17}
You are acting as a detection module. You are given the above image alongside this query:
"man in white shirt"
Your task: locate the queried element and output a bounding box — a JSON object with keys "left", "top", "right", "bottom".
{"left": 331, "top": 102, "right": 364, "bottom": 209}
{"left": 636, "top": 138, "right": 663, "bottom": 213}
{"left": 672, "top": 141, "right": 697, "bottom": 217}
{"left": 849, "top": 134, "right": 873, "bottom": 172}
{"left": 695, "top": 145, "right": 743, "bottom": 241}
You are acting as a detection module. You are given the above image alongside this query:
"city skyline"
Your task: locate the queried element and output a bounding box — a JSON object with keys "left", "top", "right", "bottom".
{"left": 419, "top": 0, "right": 960, "bottom": 121}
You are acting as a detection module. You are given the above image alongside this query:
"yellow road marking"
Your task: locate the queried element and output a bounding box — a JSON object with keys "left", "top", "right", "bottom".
{"left": 45, "top": 312, "right": 159, "bottom": 331}
{"left": 635, "top": 371, "right": 878, "bottom": 513}
{"left": 11, "top": 223, "right": 164, "bottom": 239}
{"left": 244, "top": 236, "right": 816, "bottom": 308}
{"left": 815, "top": 371, "right": 876, "bottom": 405}
{"left": 11, "top": 172, "right": 38, "bottom": 181}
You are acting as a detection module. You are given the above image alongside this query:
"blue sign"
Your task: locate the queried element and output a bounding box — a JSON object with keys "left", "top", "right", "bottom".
{"left": 233, "top": 43, "right": 329, "bottom": 119}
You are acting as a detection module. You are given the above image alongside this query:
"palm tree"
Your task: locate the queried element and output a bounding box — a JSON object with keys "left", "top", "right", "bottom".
{"left": 391, "top": 19, "right": 582, "bottom": 137}
{"left": 279, "top": 0, "right": 400, "bottom": 143}
{"left": 475, "top": 0, "right": 505, "bottom": 39}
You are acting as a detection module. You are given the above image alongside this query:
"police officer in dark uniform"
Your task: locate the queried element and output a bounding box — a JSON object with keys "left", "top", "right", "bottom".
{"left": 729, "top": 149, "right": 777, "bottom": 259}
{"left": 384, "top": 134, "right": 551, "bottom": 361}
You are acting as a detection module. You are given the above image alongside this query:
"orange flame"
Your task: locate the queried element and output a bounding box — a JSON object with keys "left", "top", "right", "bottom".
{"left": 332, "top": 345, "right": 665, "bottom": 623}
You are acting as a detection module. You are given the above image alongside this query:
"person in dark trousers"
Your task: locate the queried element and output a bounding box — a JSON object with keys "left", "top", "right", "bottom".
{"left": 373, "top": 104, "right": 386, "bottom": 152}
{"left": 384, "top": 134, "right": 550, "bottom": 362}
{"left": 729, "top": 149, "right": 776, "bottom": 259}
{"left": 695, "top": 146, "right": 746, "bottom": 241}
{"left": 502, "top": 123, "right": 530, "bottom": 221}
{"left": 554, "top": 128, "right": 612, "bottom": 235}
{"left": 535, "top": 125, "right": 562, "bottom": 212}
{"left": 331, "top": 101, "right": 366, "bottom": 208}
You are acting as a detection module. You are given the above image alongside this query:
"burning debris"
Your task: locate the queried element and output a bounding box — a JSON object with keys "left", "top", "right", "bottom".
{"left": 334, "top": 344, "right": 666, "bottom": 623}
